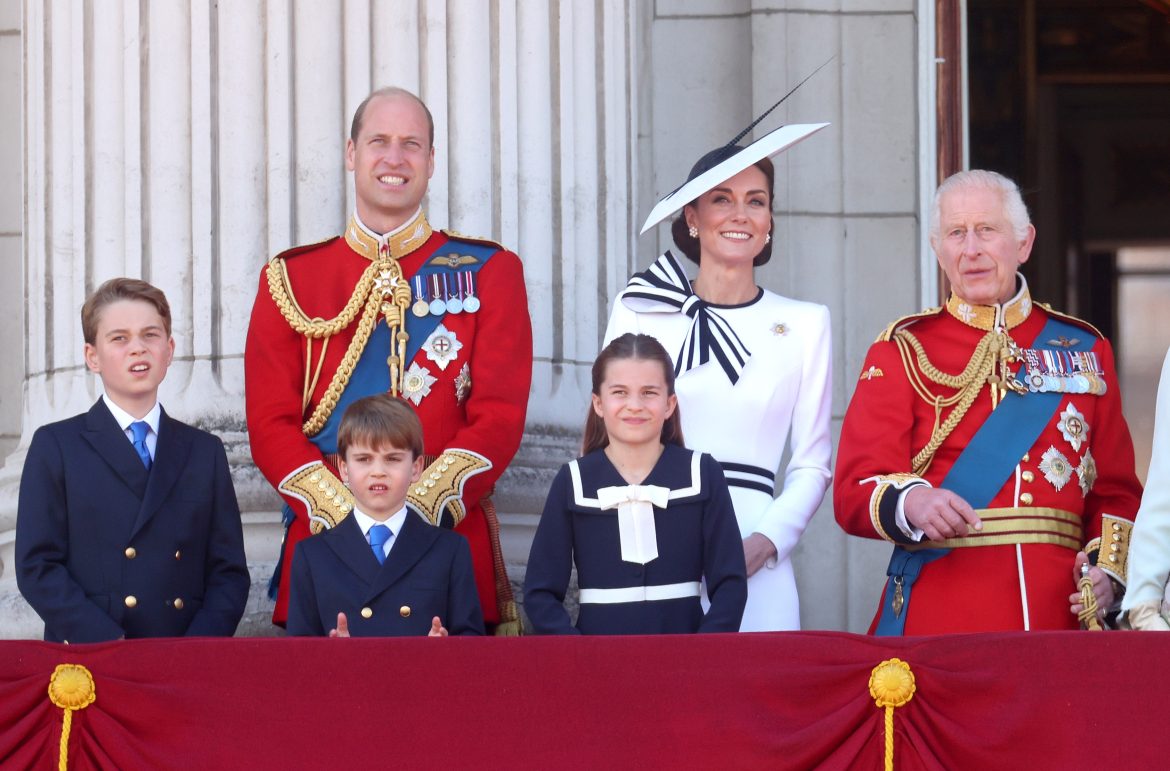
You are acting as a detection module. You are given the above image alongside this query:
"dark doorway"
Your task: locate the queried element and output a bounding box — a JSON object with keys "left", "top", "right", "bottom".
{"left": 967, "top": 0, "right": 1170, "bottom": 479}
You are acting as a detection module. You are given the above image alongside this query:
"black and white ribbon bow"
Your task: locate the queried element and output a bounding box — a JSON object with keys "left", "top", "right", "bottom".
{"left": 618, "top": 251, "right": 751, "bottom": 384}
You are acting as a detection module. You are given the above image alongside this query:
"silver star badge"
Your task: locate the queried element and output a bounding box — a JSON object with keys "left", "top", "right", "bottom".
{"left": 402, "top": 362, "right": 437, "bottom": 406}
{"left": 422, "top": 324, "right": 463, "bottom": 371}
{"left": 1058, "top": 403, "right": 1089, "bottom": 452}
{"left": 1076, "top": 449, "right": 1097, "bottom": 497}
{"left": 1039, "top": 446, "right": 1073, "bottom": 492}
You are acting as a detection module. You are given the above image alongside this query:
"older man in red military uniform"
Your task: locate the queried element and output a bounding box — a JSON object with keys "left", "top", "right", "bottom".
{"left": 246, "top": 87, "right": 532, "bottom": 631}
{"left": 835, "top": 169, "right": 1142, "bottom": 635}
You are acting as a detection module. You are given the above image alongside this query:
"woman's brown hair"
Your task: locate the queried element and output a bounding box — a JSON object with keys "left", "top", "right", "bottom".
{"left": 581, "top": 333, "right": 685, "bottom": 455}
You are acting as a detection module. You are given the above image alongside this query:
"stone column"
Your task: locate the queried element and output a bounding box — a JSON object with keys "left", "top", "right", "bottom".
{"left": 0, "top": 0, "right": 638, "bottom": 638}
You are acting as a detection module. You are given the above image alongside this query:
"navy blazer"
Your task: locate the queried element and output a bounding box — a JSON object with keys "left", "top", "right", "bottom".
{"left": 15, "top": 399, "right": 249, "bottom": 642}
{"left": 287, "top": 509, "right": 484, "bottom": 636}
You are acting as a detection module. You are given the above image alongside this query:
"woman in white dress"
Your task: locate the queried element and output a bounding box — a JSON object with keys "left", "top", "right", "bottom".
{"left": 1122, "top": 345, "right": 1170, "bottom": 630}
{"left": 605, "top": 132, "right": 832, "bottom": 631}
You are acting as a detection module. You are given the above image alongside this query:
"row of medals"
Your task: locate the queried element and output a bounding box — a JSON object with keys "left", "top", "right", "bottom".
{"left": 411, "top": 272, "right": 481, "bottom": 317}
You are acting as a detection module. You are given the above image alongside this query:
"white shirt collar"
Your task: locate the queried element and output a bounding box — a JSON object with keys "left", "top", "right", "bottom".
{"left": 103, "top": 394, "right": 162, "bottom": 435}
{"left": 352, "top": 505, "right": 409, "bottom": 539}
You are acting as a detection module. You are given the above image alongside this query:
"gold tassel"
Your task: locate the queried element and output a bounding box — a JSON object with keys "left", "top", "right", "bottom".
{"left": 48, "top": 664, "right": 96, "bottom": 771}
{"left": 869, "top": 658, "right": 916, "bottom": 771}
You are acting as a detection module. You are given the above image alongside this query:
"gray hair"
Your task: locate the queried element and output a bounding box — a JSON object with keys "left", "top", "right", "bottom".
{"left": 930, "top": 169, "right": 1031, "bottom": 242}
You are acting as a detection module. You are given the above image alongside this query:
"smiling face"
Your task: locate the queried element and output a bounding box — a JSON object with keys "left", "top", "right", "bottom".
{"left": 345, "top": 93, "right": 436, "bottom": 233}
{"left": 591, "top": 357, "right": 678, "bottom": 452}
{"left": 932, "top": 185, "right": 1036, "bottom": 306}
{"left": 84, "top": 299, "right": 175, "bottom": 418}
{"left": 684, "top": 164, "right": 772, "bottom": 270}
{"left": 339, "top": 440, "right": 424, "bottom": 521}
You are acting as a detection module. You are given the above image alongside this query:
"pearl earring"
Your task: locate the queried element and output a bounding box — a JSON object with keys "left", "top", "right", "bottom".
{"left": 765, "top": 233, "right": 771, "bottom": 245}
{"left": 688, "top": 225, "right": 698, "bottom": 238}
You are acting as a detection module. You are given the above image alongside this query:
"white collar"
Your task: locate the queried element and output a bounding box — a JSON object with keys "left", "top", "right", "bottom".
{"left": 103, "top": 394, "right": 162, "bottom": 435}
{"left": 352, "top": 504, "right": 409, "bottom": 538}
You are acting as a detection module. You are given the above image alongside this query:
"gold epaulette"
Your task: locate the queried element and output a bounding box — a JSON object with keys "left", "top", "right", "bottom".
{"left": 407, "top": 449, "right": 493, "bottom": 527}
{"left": 441, "top": 229, "right": 505, "bottom": 252}
{"left": 1036, "top": 303, "right": 1105, "bottom": 340}
{"left": 875, "top": 307, "right": 942, "bottom": 343}
{"left": 279, "top": 462, "right": 355, "bottom": 534}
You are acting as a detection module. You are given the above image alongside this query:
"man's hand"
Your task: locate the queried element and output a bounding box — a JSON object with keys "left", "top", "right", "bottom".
{"left": 428, "top": 616, "right": 449, "bottom": 637}
{"left": 904, "top": 486, "right": 983, "bottom": 541}
{"left": 328, "top": 612, "right": 351, "bottom": 638}
{"left": 1068, "top": 551, "right": 1114, "bottom": 624}
{"left": 743, "top": 533, "right": 777, "bottom": 578}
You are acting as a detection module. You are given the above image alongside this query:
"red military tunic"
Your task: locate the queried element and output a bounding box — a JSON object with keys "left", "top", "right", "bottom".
{"left": 245, "top": 210, "right": 532, "bottom": 627}
{"left": 834, "top": 278, "right": 1141, "bottom": 633}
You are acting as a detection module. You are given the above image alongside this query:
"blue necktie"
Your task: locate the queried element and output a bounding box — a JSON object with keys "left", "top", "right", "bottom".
{"left": 369, "top": 524, "right": 392, "bottom": 565}
{"left": 129, "top": 421, "right": 152, "bottom": 470}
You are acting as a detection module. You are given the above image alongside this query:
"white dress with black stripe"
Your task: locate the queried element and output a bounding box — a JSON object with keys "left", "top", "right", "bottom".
{"left": 606, "top": 255, "right": 832, "bottom": 631}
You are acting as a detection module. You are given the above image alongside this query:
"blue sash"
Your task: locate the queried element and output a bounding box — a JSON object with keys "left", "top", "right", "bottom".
{"left": 310, "top": 240, "right": 496, "bottom": 455}
{"left": 875, "top": 315, "right": 1098, "bottom": 635}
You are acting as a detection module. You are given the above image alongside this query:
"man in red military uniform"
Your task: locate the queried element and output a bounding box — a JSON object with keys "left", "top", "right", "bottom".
{"left": 245, "top": 87, "right": 532, "bottom": 631}
{"left": 835, "top": 169, "right": 1142, "bottom": 635}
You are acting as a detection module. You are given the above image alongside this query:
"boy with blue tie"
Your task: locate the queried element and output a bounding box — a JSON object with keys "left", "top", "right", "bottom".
{"left": 16, "top": 278, "right": 249, "bottom": 642}
{"left": 287, "top": 394, "right": 484, "bottom": 637}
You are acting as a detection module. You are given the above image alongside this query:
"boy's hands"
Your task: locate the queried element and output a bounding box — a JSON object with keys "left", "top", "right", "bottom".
{"left": 329, "top": 612, "right": 350, "bottom": 638}
{"left": 328, "top": 612, "right": 448, "bottom": 636}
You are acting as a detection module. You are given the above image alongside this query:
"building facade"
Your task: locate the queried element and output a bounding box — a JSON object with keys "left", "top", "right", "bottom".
{"left": 0, "top": 0, "right": 936, "bottom": 636}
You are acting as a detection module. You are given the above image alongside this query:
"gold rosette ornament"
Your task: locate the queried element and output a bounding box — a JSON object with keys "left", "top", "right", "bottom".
{"left": 869, "top": 658, "right": 916, "bottom": 771}
{"left": 48, "top": 664, "right": 96, "bottom": 771}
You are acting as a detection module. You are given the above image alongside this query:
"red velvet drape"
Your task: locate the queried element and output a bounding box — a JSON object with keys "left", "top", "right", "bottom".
{"left": 1, "top": 631, "right": 1166, "bottom": 770}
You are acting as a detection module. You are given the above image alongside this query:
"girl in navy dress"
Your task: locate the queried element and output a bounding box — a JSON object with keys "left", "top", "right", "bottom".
{"left": 524, "top": 333, "right": 747, "bottom": 634}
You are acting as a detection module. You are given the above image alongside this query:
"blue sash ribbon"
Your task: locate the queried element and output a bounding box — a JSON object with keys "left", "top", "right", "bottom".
{"left": 874, "top": 315, "right": 1098, "bottom": 635}
{"left": 310, "top": 240, "right": 496, "bottom": 455}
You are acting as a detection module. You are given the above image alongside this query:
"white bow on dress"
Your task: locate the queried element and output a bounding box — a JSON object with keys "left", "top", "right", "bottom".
{"left": 596, "top": 484, "right": 670, "bottom": 565}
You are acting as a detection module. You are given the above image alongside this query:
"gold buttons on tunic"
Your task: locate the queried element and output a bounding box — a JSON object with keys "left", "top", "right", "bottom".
{"left": 1020, "top": 493, "right": 1034, "bottom": 505}
{"left": 1022, "top": 453, "right": 1030, "bottom": 463}
{"left": 124, "top": 595, "right": 138, "bottom": 608}
{"left": 175, "top": 550, "right": 182, "bottom": 560}
{"left": 124, "top": 547, "right": 137, "bottom": 559}
{"left": 173, "top": 598, "right": 185, "bottom": 610}
{"left": 361, "top": 607, "right": 373, "bottom": 619}
{"left": 400, "top": 605, "right": 411, "bottom": 618}
{"left": 1021, "top": 471, "right": 1034, "bottom": 483}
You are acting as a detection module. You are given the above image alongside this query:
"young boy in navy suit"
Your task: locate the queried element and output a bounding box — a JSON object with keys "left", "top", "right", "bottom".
{"left": 16, "top": 278, "right": 249, "bottom": 642}
{"left": 287, "top": 394, "right": 484, "bottom": 637}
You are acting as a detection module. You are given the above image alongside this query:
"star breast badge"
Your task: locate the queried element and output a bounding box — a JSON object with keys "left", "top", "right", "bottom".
{"left": 403, "top": 362, "right": 438, "bottom": 406}
{"left": 422, "top": 324, "right": 463, "bottom": 371}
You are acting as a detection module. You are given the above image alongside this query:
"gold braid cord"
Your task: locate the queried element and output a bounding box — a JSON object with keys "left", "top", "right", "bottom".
{"left": 1078, "top": 568, "right": 1103, "bottom": 630}
{"left": 266, "top": 252, "right": 412, "bottom": 437}
{"left": 893, "top": 328, "right": 1024, "bottom": 475}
